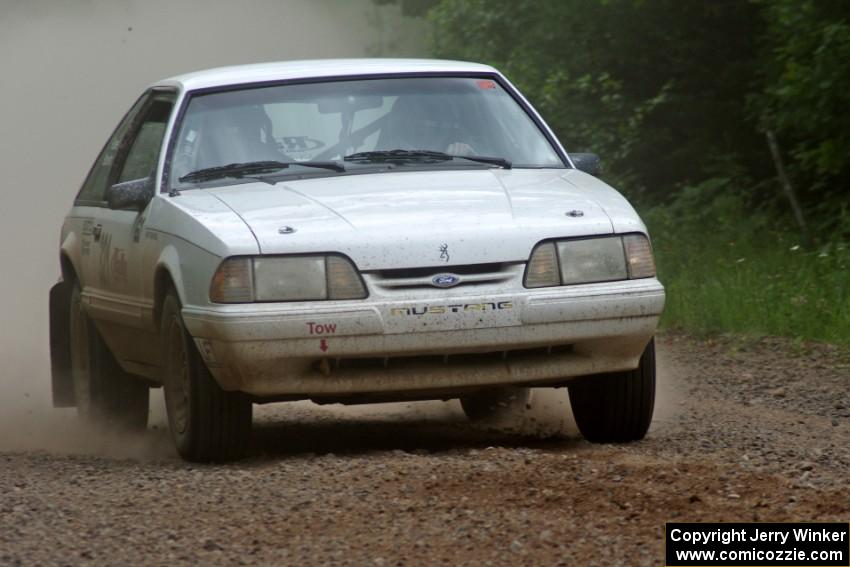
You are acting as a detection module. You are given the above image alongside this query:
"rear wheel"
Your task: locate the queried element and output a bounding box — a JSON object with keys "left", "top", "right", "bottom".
{"left": 568, "top": 338, "right": 656, "bottom": 442}
{"left": 69, "top": 282, "right": 149, "bottom": 430}
{"left": 460, "top": 387, "right": 531, "bottom": 421}
{"left": 161, "top": 290, "right": 252, "bottom": 462}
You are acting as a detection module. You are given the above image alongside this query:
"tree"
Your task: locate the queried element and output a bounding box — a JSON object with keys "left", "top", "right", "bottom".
{"left": 755, "top": 0, "right": 850, "bottom": 234}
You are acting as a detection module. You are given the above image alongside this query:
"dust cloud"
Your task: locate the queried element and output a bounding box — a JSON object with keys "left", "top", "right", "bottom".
{"left": 0, "top": 0, "right": 424, "bottom": 456}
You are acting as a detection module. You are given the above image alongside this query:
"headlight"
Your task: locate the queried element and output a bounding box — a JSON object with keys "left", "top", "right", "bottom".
{"left": 524, "top": 234, "right": 655, "bottom": 288}
{"left": 210, "top": 255, "right": 367, "bottom": 303}
{"left": 558, "top": 237, "right": 629, "bottom": 284}
{"left": 254, "top": 256, "right": 327, "bottom": 301}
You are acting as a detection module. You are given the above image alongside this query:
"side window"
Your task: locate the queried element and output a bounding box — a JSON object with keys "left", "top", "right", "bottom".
{"left": 76, "top": 94, "right": 150, "bottom": 203}
{"left": 117, "top": 97, "right": 174, "bottom": 183}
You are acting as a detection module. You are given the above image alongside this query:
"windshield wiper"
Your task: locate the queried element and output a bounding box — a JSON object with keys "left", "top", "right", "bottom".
{"left": 179, "top": 160, "right": 345, "bottom": 183}
{"left": 344, "top": 149, "right": 512, "bottom": 169}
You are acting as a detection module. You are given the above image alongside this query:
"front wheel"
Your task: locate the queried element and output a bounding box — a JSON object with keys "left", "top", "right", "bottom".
{"left": 568, "top": 339, "right": 656, "bottom": 443}
{"left": 160, "top": 290, "right": 252, "bottom": 462}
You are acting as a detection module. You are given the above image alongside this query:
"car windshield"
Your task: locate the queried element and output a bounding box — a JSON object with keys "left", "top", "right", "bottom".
{"left": 169, "top": 76, "right": 564, "bottom": 189}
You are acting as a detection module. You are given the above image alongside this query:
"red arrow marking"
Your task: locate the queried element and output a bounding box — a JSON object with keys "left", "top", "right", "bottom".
{"left": 320, "top": 338, "right": 328, "bottom": 352}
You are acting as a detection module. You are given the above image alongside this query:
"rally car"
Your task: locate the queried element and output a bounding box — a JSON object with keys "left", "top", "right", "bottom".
{"left": 50, "top": 59, "right": 665, "bottom": 461}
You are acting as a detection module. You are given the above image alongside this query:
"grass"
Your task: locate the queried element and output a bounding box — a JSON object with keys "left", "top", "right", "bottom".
{"left": 646, "top": 215, "right": 850, "bottom": 346}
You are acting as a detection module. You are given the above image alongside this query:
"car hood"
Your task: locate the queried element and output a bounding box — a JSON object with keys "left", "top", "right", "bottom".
{"left": 204, "top": 168, "right": 646, "bottom": 270}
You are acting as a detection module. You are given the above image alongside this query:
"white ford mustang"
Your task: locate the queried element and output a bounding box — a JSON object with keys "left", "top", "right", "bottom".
{"left": 49, "top": 59, "right": 665, "bottom": 461}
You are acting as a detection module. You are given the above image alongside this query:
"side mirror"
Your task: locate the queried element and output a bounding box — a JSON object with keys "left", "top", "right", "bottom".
{"left": 107, "top": 176, "right": 153, "bottom": 211}
{"left": 569, "top": 153, "right": 601, "bottom": 176}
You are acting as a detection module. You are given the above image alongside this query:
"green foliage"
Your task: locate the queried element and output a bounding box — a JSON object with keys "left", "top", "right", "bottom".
{"left": 753, "top": 0, "right": 850, "bottom": 233}
{"left": 757, "top": 0, "right": 850, "bottom": 176}
{"left": 645, "top": 181, "right": 850, "bottom": 345}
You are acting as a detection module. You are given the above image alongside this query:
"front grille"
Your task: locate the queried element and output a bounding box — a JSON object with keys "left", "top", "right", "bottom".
{"left": 377, "top": 263, "right": 505, "bottom": 279}
{"left": 366, "top": 262, "right": 520, "bottom": 290}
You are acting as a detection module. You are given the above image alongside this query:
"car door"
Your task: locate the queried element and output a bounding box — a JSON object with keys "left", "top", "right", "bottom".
{"left": 72, "top": 93, "right": 150, "bottom": 305}
{"left": 93, "top": 90, "right": 176, "bottom": 328}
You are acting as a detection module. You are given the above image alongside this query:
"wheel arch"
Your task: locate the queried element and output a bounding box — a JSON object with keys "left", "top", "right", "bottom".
{"left": 153, "top": 264, "right": 179, "bottom": 329}
{"left": 152, "top": 244, "right": 189, "bottom": 329}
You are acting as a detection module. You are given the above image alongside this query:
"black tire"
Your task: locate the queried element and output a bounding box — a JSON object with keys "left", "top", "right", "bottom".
{"left": 568, "top": 338, "right": 656, "bottom": 443}
{"left": 69, "top": 282, "right": 149, "bottom": 430}
{"left": 160, "top": 290, "right": 251, "bottom": 462}
{"left": 460, "top": 387, "right": 531, "bottom": 421}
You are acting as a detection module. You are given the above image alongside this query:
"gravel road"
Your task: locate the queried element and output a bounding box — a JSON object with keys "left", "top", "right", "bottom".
{"left": 1, "top": 333, "right": 848, "bottom": 566}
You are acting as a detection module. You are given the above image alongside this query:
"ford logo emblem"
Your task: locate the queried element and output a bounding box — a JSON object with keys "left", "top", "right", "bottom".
{"left": 431, "top": 274, "right": 461, "bottom": 288}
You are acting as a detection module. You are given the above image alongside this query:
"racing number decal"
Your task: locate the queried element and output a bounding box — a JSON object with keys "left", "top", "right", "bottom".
{"left": 95, "top": 230, "right": 128, "bottom": 288}
{"left": 81, "top": 220, "right": 94, "bottom": 256}
{"left": 98, "top": 232, "right": 113, "bottom": 286}
{"left": 111, "top": 247, "right": 128, "bottom": 286}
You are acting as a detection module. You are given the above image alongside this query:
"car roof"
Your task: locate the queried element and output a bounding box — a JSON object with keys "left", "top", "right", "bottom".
{"left": 156, "top": 59, "right": 498, "bottom": 92}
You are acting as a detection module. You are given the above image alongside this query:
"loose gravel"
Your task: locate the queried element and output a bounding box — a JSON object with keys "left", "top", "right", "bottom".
{"left": 0, "top": 333, "right": 848, "bottom": 566}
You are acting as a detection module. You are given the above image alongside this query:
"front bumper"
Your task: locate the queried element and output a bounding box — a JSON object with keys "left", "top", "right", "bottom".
{"left": 181, "top": 279, "right": 665, "bottom": 399}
